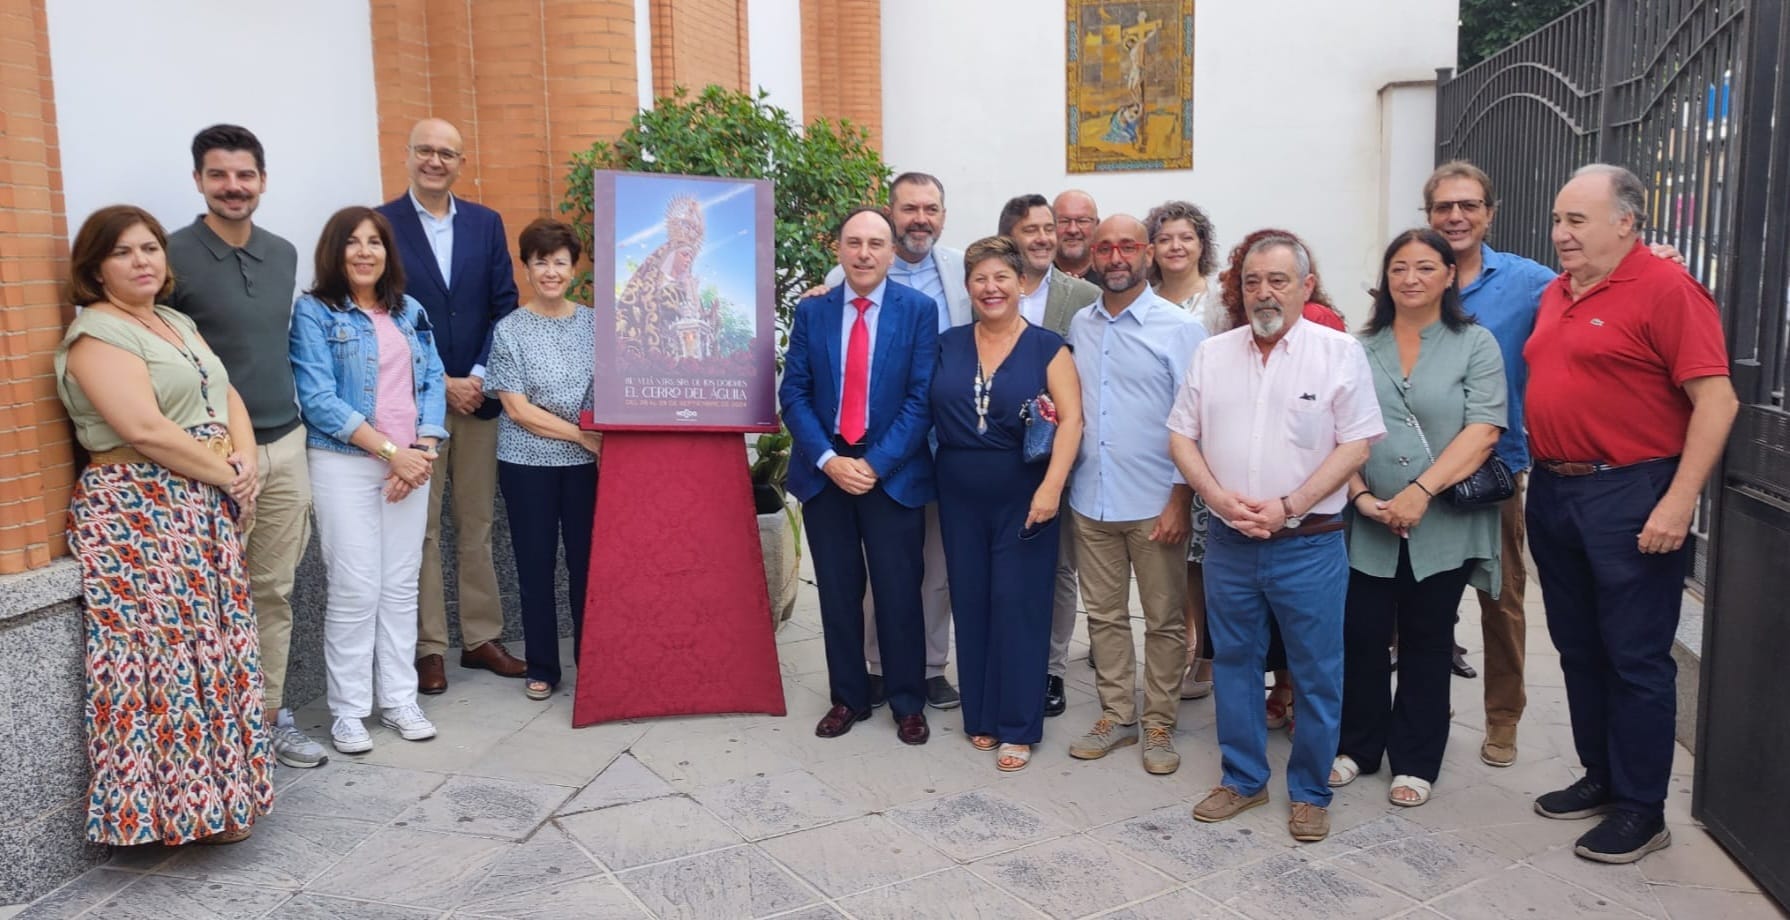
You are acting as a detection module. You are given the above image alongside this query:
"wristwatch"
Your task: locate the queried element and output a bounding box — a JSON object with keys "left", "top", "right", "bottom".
{"left": 1280, "top": 496, "right": 1304, "bottom": 529}
{"left": 376, "top": 440, "right": 399, "bottom": 462}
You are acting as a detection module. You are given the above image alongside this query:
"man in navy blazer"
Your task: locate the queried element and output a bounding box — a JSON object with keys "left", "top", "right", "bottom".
{"left": 781, "top": 207, "right": 938, "bottom": 745}
{"left": 376, "top": 117, "right": 522, "bottom": 694}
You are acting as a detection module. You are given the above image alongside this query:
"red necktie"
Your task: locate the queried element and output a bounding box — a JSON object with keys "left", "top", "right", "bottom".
{"left": 840, "top": 297, "right": 871, "bottom": 444}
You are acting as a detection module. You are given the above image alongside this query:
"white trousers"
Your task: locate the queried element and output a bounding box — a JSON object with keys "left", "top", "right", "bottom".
{"left": 309, "top": 449, "right": 429, "bottom": 718}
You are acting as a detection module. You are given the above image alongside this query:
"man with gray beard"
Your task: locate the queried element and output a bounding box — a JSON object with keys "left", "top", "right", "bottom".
{"left": 1168, "top": 232, "right": 1384, "bottom": 843}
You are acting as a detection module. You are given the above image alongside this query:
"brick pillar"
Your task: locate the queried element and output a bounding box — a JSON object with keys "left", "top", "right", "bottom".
{"left": 0, "top": 0, "right": 73, "bottom": 574}
{"left": 650, "top": 0, "right": 749, "bottom": 98}
{"left": 799, "top": 0, "right": 881, "bottom": 148}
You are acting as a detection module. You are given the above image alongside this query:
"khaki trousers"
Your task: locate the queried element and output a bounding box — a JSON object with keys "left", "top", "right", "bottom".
{"left": 1475, "top": 472, "right": 1528, "bottom": 728}
{"left": 1074, "top": 510, "right": 1188, "bottom": 728}
{"left": 865, "top": 501, "right": 952, "bottom": 678}
{"left": 417, "top": 412, "right": 504, "bottom": 657}
{"left": 243, "top": 425, "right": 312, "bottom": 712}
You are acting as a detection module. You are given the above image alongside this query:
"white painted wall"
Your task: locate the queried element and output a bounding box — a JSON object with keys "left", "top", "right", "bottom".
{"left": 878, "top": 0, "right": 1458, "bottom": 324}
{"left": 45, "top": 0, "right": 383, "bottom": 291}
{"left": 1379, "top": 82, "right": 1440, "bottom": 245}
{"left": 636, "top": 0, "right": 656, "bottom": 109}
{"left": 748, "top": 0, "right": 805, "bottom": 124}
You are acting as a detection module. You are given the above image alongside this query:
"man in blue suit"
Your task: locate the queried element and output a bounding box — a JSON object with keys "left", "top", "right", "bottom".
{"left": 377, "top": 118, "right": 522, "bottom": 694}
{"left": 781, "top": 207, "right": 938, "bottom": 745}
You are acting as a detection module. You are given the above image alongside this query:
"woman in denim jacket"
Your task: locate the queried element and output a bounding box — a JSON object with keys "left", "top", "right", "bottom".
{"left": 290, "top": 206, "right": 449, "bottom": 755}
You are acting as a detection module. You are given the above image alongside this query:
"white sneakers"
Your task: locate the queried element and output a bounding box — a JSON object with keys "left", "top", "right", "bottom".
{"left": 380, "top": 703, "right": 438, "bottom": 741}
{"left": 330, "top": 704, "right": 438, "bottom": 754}
{"left": 331, "top": 717, "right": 373, "bottom": 754}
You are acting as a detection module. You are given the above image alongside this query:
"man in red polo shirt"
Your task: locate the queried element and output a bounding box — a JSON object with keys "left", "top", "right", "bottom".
{"left": 1524, "top": 163, "right": 1739, "bottom": 864}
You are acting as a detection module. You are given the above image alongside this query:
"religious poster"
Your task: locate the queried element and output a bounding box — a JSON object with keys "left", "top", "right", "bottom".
{"left": 1065, "top": 0, "right": 1195, "bottom": 173}
{"left": 586, "top": 170, "right": 780, "bottom": 432}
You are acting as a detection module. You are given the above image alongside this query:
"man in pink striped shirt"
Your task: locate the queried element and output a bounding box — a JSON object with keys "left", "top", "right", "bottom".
{"left": 1167, "top": 231, "right": 1384, "bottom": 843}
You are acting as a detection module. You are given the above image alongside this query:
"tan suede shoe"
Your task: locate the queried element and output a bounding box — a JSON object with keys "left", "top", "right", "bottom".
{"left": 1481, "top": 724, "right": 1518, "bottom": 767}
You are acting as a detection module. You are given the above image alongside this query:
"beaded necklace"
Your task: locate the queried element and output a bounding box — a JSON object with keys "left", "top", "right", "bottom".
{"left": 113, "top": 303, "right": 218, "bottom": 420}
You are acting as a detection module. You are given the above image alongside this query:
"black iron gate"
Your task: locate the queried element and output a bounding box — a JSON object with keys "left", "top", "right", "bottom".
{"left": 1437, "top": 0, "right": 1788, "bottom": 905}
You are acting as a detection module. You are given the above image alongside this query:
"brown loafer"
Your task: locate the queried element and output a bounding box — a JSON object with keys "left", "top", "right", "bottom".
{"left": 815, "top": 703, "right": 870, "bottom": 738}
{"left": 416, "top": 654, "right": 448, "bottom": 695}
{"left": 460, "top": 640, "right": 526, "bottom": 677}
{"left": 1289, "top": 801, "right": 1330, "bottom": 842}
{"left": 896, "top": 713, "right": 930, "bottom": 745}
{"left": 1193, "top": 784, "right": 1269, "bottom": 823}
{"left": 1481, "top": 723, "right": 1518, "bottom": 767}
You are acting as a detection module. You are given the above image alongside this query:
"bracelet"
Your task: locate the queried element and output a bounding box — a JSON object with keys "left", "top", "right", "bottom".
{"left": 1409, "top": 479, "right": 1435, "bottom": 497}
{"left": 376, "top": 440, "right": 398, "bottom": 462}
{"left": 1348, "top": 489, "right": 1370, "bottom": 505}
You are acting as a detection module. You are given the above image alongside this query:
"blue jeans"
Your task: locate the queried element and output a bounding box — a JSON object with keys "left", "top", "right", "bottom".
{"left": 1204, "top": 521, "right": 1348, "bottom": 806}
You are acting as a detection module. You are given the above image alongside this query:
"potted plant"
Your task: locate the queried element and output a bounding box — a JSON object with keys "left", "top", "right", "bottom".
{"left": 749, "top": 426, "right": 800, "bottom": 629}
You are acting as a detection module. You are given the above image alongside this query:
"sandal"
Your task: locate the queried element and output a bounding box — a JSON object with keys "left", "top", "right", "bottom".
{"left": 525, "top": 680, "right": 553, "bottom": 701}
{"left": 969, "top": 734, "right": 999, "bottom": 752}
{"left": 1389, "top": 775, "right": 1432, "bottom": 807}
{"left": 1329, "top": 755, "right": 1361, "bottom": 788}
{"left": 995, "top": 743, "right": 1032, "bottom": 772}
{"left": 191, "top": 826, "right": 253, "bottom": 846}
{"left": 1265, "top": 691, "right": 1294, "bottom": 730}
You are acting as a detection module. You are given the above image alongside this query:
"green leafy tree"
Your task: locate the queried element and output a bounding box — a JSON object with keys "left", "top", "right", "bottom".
{"left": 562, "top": 85, "right": 890, "bottom": 341}
{"left": 1459, "top": 0, "right": 1584, "bottom": 70}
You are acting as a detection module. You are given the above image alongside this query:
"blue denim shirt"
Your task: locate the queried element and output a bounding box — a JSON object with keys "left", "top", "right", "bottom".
{"left": 290, "top": 292, "right": 450, "bottom": 455}
{"left": 1460, "top": 244, "right": 1557, "bottom": 473}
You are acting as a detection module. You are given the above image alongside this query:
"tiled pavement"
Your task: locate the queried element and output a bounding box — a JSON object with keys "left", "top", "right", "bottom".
{"left": 11, "top": 562, "right": 1785, "bottom": 920}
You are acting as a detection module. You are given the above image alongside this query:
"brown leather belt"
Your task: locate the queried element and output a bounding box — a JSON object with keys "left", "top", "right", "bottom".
{"left": 1268, "top": 512, "right": 1343, "bottom": 540}
{"left": 89, "top": 433, "right": 234, "bottom": 467}
{"left": 1535, "top": 456, "right": 1675, "bottom": 477}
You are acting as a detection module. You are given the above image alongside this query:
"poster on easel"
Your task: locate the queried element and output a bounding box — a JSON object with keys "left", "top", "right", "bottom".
{"left": 587, "top": 170, "right": 779, "bottom": 433}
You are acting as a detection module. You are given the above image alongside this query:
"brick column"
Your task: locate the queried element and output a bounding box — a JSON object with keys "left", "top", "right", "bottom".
{"left": 0, "top": 0, "right": 73, "bottom": 574}
{"left": 650, "top": 0, "right": 749, "bottom": 98}
{"left": 799, "top": 0, "right": 881, "bottom": 148}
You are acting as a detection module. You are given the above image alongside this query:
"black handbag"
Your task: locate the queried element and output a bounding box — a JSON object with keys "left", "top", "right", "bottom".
{"left": 1369, "top": 346, "right": 1514, "bottom": 508}
{"left": 1017, "top": 390, "right": 1057, "bottom": 464}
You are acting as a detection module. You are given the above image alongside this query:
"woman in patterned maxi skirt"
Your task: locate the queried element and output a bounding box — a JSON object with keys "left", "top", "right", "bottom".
{"left": 55, "top": 205, "right": 272, "bottom": 846}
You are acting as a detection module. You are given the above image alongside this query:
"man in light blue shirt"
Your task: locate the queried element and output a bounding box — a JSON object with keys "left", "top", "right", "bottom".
{"left": 1424, "top": 161, "right": 1557, "bottom": 769}
{"left": 1064, "top": 215, "right": 1206, "bottom": 776}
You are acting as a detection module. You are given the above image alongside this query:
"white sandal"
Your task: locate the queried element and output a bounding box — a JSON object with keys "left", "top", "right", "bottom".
{"left": 1329, "top": 755, "right": 1360, "bottom": 787}
{"left": 1389, "top": 775, "right": 1432, "bottom": 807}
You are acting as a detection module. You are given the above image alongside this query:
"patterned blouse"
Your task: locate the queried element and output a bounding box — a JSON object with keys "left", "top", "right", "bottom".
{"left": 485, "top": 304, "right": 597, "bottom": 467}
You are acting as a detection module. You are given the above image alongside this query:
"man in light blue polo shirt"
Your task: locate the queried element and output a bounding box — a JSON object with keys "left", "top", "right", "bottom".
{"left": 1424, "top": 161, "right": 1557, "bottom": 768}
{"left": 824, "top": 172, "right": 971, "bottom": 710}
{"left": 1064, "top": 215, "right": 1207, "bottom": 775}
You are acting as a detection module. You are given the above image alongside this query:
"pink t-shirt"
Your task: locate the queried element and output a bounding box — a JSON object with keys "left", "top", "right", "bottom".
{"left": 363, "top": 306, "right": 417, "bottom": 448}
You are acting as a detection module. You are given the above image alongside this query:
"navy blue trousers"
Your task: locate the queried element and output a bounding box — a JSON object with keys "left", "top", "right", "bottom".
{"left": 804, "top": 482, "right": 927, "bottom": 717}
{"left": 1527, "top": 459, "right": 1684, "bottom": 820}
{"left": 936, "top": 447, "right": 1057, "bottom": 745}
{"left": 497, "top": 461, "right": 596, "bottom": 688}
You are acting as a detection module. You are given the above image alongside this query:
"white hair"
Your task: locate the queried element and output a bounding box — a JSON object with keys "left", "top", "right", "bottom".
{"left": 1573, "top": 163, "right": 1648, "bottom": 228}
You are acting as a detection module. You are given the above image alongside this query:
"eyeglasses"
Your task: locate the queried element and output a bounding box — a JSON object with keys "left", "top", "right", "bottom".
{"left": 1091, "top": 240, "right": 1147, "bottom": 258}
{"left": 1056, "top": 216, "right": 1098, "bottom": 229}
{"left": 1242, "top": 273, "right": 1298, "bottom": 293}
{"left": 410, "top": 145, "right": 463, "bottom": 163}
{"left": 1426, "top": 198, "right": 1487, "bottom": 217}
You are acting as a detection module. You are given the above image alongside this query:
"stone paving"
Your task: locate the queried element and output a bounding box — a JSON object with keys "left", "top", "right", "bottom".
{"left": 9, "top": 563, "right": 1784, "bottom": 920}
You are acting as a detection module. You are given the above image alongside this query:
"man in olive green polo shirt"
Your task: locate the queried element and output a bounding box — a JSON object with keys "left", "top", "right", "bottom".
{"left": 167, "top": 124, "right": 326, "bottom": 769}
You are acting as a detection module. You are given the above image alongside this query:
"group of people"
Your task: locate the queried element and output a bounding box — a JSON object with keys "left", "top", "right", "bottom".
{"left": 53, "top": 116, "right": 1735, "bottom": 868}
{"left": 56, "top": 120, "right": 597, "bottom": 846}
{"left": 785, "top": 165, "right": 1735, "bottom": 864}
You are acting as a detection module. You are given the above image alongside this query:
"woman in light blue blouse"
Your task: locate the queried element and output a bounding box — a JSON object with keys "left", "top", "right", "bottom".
{"left": 1330, "top": 228, "right": 1506, "bottom": 807}
{"left": 486, "top": 219, "right": 602, "bottom": 701}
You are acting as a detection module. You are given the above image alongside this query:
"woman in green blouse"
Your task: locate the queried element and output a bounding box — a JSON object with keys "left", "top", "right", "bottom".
{"left": 1329, "top": 228, "right": 1507, "bottom": 807}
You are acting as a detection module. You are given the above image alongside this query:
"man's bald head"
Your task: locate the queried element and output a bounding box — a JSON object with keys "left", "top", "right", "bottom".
{"left": 1052, "top": 189, "right": 1100, "bottom": 272}
{"left": 406, "top": 118, "right": 466, "bottom": 198}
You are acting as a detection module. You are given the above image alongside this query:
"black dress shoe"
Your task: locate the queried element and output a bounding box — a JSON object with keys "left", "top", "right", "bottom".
{"left": 1574, "top": 811, "right": 1671, "bottom": 863}
{"left": 815, "top": 704, "right": 870, "bottom": 738}
{"left": 1044, "top": 676, "right": 1067, "bottom": 717}
{"left": 896, "top": 713, "right": 930, "bottom": 745}
{"left": 868, "top": 675, "right": 887, "bottom": 709}
{"left": 925, "top": 676, "right": 961, "bottom": 710}
{"left": 1451, "top": 645, "right": 1477, "bottom": 679}
{"left": 1535, "top": 776, "right": 1612, "bottom": 820}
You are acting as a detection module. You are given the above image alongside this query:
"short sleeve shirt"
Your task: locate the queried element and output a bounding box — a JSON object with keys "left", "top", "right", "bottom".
{"left": 485, "top": 305, "right": 597, "bottom": 466}
{"left": 1524, "top": 241, "right": 1730, "bottom": 466}
{"left": 55, "top": 307, "right": 231, "bottom": 452}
